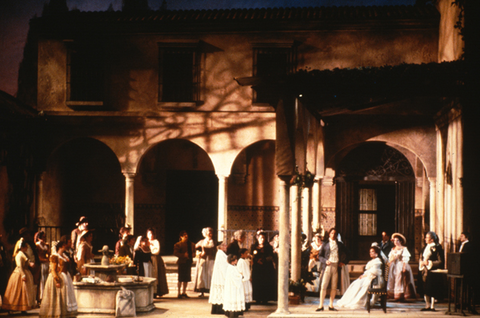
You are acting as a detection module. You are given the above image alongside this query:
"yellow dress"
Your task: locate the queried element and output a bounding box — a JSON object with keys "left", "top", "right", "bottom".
{"left": 2, "top": 251, "right": 36, "bottom": 311}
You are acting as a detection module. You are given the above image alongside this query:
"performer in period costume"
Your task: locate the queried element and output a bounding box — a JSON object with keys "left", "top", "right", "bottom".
{"left": 194, "top": 227, "right": 216, "bottom": 297}
{"left": 147, "top": 228, "right": 169, "bottom": 297}
{"left": 39, "top": 237, "right": 77, "bottom": 318}
{"left": 418, "top": 231, "right": 445, "bottom": 311}
{"left": 379, "top": 231, "right": 394, "bottom": 261}
{"left": 71, "top": 216, "right": 88, "bottom": 260}
{"left": 307, "top": 233, "right": 325, "bottom": 293}
{"left": 134, "top": 236, "right": 153, "bottom": 277}
{"left": 237, "top": 248, "right": 253, "bottom": 310}
{"left": 114, "top": 225, "right": 131, "bottom": 256}
{"left": 35, "top": 230, "right": 50, "bottom": 303}
{"left": 337, "top": 245, "right": 384, "bottom": 309}
{"left": 76, "top": 230, "right": 94, "bottom": 275}
{"left": 208, "top": 242, "right": 228, "bottom": 314}
{"left": 315, "top": 228, "right": 350, "bottom": 312}
{"left": 223, "top": 254, "right": 245, "bottom": 318}
{"left": 173, "top": 230, "right": 195, "bottom": 299}
{"left": 227, "top": 230, "right": 246, "bottom": 259}
{"left": 250, "top": 231, "right": 277, "bottom": 304}
{"left": 2, "top": 241, "right": 36, "bottom": 313}
{"left": 387, "top": 233, "right": 416, "bottom": 301}
{"left": 13, "top": 228, "right": 39, "bottom": 304}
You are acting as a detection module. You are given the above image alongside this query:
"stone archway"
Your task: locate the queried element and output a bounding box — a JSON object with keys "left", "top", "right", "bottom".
{"left": 41, "top": 137, "right": 124, "bottom": 250}
{"left": 335, "top": 142, "right": 415, "bottom": 260}
{"left": 135, "top": 139, "right": 217, "bottom": 254}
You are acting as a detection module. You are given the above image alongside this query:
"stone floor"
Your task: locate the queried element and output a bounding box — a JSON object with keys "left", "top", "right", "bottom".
{"left": 1, "top": 256, "right": 476, "bottom": 317}
{"left": 1, "top": 294, "right": 475, "bottom": 318}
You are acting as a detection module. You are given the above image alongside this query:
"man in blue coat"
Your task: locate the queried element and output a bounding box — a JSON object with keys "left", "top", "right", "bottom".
{"left": 315, "top": 228, "right": 349, "bottom": 311}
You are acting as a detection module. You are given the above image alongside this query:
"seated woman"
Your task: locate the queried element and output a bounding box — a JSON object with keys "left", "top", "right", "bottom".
{"left": 336, "top": 245, "right": 384, "bottom": 309}
{"left": 387, "top": 233, "right": 416, "bottom": 301}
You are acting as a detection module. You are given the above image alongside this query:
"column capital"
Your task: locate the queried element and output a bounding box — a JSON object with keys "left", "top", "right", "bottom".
{"left": 123, "top": 171, "right": 136, "bottom": 179}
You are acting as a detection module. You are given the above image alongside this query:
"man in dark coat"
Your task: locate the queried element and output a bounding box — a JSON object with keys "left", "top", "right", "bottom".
{"left": 379, "top": 231, "right": 394, "bottom": 259}
{"left": 315, "top": 228, "right": 349, "bottom": 312}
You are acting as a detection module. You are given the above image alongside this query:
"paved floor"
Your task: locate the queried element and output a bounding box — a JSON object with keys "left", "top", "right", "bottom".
{"left": 1, "top": 294, "right": 475, "bottom": 318}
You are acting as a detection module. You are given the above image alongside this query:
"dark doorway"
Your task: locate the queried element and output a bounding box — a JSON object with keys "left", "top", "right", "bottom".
{"left": 355, "top": 183, "right": 396, "bottom": 260}
{"left": 335, "top": 142, "right": 415, "bottom": 260}
{"left": 164, "top": 170, "right": 218, "bottom": 254}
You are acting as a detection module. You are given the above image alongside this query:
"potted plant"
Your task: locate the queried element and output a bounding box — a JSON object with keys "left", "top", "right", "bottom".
{"left": 289, "top": 279, "right": 307, "bottom": 304}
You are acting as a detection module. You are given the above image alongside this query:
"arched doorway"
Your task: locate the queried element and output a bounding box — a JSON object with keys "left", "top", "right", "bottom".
{"left": 43, "top": 138, "right": 124, "bottom": 250}
{"left": 335, "top": 142, "right": 415, "bottom": 260}
{"left": 135, "top": 139, "right": 217, "bottom": 254}
{"left": 227, "top": 140, "right": 277, "bottom": 245}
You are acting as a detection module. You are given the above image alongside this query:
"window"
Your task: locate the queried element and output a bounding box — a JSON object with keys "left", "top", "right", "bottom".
{"left": 67, "top": 42, "right": 104, "bottom": 103}
{"left": 252, "top": 44, "right": 296, "bottom": 104}
{"left": 358, "top": 188, "right": 377, "bottom": 236}
{"left": 158, "top": 43, "right": 200, "bottom": 103}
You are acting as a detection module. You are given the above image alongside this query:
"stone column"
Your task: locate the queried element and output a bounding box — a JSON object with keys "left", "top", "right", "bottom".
{"left": 428, "top": 177, "right": 436, "bottom": 234}
{"left": 312, "top": 177, "right": 322, "bottom": 233}
{"left": 302, "top": 186, "right": 312, "bottom": 241}
{"left": 123, "top": 172, "right": 135, "bottom": 234}
{"left": 35, "top": 171, "right": 45, "bottom": 223}
{"left": 217, "top": 174, "right": 228, "bottom": 242}
{"left": 275, "top": 177, "right": 291, "bottom": 315}
{"left": 290, "top": 184, "right": 302, "bottom": 282}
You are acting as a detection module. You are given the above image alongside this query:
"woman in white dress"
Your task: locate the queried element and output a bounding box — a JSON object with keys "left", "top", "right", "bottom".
{"left": 147, "top": 228, "right": 169, "bottom": 297}
{"left": 194, "top": 227, "right": 216, "bottom": 297}
{"left": 387, "top": 233, "right": 416, "bottom": 301}
{"left": 336, "top": 245, "right": 384, "bottom": 309}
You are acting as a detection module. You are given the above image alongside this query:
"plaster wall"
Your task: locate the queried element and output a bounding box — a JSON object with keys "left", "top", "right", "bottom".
{"left": 36, "top": 25, "right": 437, "bottom": 113}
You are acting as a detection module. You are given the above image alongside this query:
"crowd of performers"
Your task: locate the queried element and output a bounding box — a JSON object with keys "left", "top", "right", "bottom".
{"left": 0, "top": 220, "right": 474, "bottom": 316}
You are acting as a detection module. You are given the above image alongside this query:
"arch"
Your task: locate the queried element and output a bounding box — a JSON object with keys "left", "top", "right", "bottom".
{"left": 228, "top": 139, "right": 278, "bottom": 232}
{"left": 334, "top": 142, "right": 416, "bottom": 259}
{"left": 41, "top": 137, "right": 124, "bottom": 249}
{"left": 134, "top": 138, "right": 217, "bottom": 254}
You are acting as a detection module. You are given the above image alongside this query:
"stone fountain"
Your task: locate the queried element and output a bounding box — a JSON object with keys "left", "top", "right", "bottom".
{"left": 73, "top": 245, "right": 156, "bottom": 314}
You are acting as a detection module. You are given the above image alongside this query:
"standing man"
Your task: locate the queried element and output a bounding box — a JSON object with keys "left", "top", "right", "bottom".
{"left": 418, "top": 231, "right": 444, "bottom": 311}
{"left": 459, "top": 232, "right": 471, "bottom": 253}
{"left": 71, "top": 216, "right": 89, "bottom": 260}
{"left": 315, "top": 228, "right": 349, "bottom": 312}
{"left": 379, "top": 231, "right": 394, "bottom": 260}
{"left": 173, "top": 230, "right": 195, "bottom": 299}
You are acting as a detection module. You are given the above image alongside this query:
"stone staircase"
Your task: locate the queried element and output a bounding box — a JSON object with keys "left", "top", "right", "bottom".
{"left": 163, "top": 255, "right": 198, "bottom": 295}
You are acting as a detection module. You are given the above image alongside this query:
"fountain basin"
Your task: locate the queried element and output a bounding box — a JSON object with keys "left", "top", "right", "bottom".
{"left": 74, "top": 275, "right": 156, "bottom": 314}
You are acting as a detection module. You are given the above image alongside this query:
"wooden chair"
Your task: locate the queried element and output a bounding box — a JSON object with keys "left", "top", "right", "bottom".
{"left": 366, "top": 262, "right": 389, "bottom": 313}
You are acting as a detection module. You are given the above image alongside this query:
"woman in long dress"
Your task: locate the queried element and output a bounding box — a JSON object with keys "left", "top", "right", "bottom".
{"left": 2, "top": 240, "right": 36, "bottom": 313}
{"left": 57, "top": 236, "right": 78, "bottom": 313}
{"left": 194, "top": 227, "right": 216, "bottom": 297}
{"left": 387, "top": 233, "right": 416, "bottom": 301}
{"left": 134, "top": 236, "right": 153, "bottom": 277}
{"left": 336, "top": 245, "right": 384, "bottom": 309}
{"left": 39, "top": 237, "right": 77, "bottom": 318}
{"left": 250, "top": 231, "right": 277, "bottom": 304}
{"left": 146, "top": 228, "right": 169, "bottom": 297}
{"left": 35, "top": 231, "right": 50, "bottom": 303}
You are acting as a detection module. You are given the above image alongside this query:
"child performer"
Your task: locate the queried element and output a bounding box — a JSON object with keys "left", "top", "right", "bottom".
{"left": 237, "top": 248, "right": 253, "bottom": 310}
{"left": 223, "top": 254, "right": 245, "bottom": 318}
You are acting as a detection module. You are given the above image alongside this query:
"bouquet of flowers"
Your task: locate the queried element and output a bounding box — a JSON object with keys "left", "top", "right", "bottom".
{"left": 109, "top": 255, "right": 133, "bottom": 266}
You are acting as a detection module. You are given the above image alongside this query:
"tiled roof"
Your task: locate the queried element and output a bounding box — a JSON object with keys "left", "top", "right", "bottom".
{"left": 44, "top": 5, "right": 439, "bottom": 23}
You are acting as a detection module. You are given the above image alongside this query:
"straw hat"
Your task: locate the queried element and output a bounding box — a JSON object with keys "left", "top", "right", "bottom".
{"left": 391, "top": 233, "right": 406, "bottom": 245}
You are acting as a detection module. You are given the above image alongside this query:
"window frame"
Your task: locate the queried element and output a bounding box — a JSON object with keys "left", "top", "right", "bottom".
{"left": 251, "top": 42, "right": 297, "bottom": 105}
{"left": 65, "top": 40, "right": 105, "bottom": 107}
{"left": 157, "top": 42, "right": 202, "bottom": 106}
